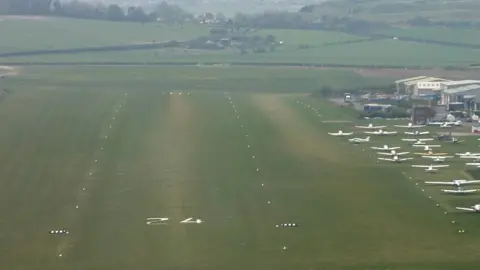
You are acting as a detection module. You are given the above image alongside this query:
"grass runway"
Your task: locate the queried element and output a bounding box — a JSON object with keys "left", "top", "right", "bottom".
{"left": 2, "top": 67, "right": 480, "bottom": 269}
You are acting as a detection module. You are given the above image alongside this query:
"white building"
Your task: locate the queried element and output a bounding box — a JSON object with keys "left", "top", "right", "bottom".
{"left": 441, "top": 84, "right": 480, "bottom": 110}
{"left": 395, "top": 76, "right": 448, "bottom": 95}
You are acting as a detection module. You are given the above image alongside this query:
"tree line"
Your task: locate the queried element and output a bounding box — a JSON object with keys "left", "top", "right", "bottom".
{"left": 0, "top": 0, "right": 193, "bottom": 24}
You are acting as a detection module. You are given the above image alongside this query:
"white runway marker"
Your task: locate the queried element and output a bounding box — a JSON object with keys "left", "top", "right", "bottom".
{"left": 58, "top": 254, "right": 63, "bottom": 257}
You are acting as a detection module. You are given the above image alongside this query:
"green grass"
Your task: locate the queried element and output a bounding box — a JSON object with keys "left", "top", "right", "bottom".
{"left": 7, "top": 66, "right": 389, "bottom": 93}
{"left": 375, "top": 26, "right": 480, "bottom": 46}
{"left": 4, "top": 38, "right": 480, "bottom": 68}
{"left": 2, "top": 66, "right": 480, "bottom": 269}
{"left": 0, "top": 17, "right": 209, "bottom": 53}
{"left": 251, "top": 29, "right": 365, "bottom": 46}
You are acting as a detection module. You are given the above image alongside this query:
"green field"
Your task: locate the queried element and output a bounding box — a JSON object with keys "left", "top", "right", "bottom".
{"left": 2, "top": 66, "right": 480, "bottom": 269}
{"left": 374, "top": 26, "right": 480, "bottom": 46}
{"left": 0, "top": 16, "right": 209, "bottom": 53}
{"left": 3, "top": 38, "right": 480, "bottom": 68}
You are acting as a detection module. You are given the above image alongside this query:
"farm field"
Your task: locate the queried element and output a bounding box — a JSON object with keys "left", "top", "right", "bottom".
{"left": 3, "top": 38, "right": 480, "bottom": 68}
{"left": 0, "top": 16, "right": 209, "bottom": 53}
{"left": 374, "top": 26, "right": 480, "bottom": 46}
{"left": 2, "top": 66, "right": 480, "bottom": 270}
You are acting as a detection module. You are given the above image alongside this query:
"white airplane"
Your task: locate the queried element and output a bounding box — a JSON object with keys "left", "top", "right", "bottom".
{"left": 425, "top": 179, "right": 480, "bottom": 187}
{"left": 371, "top": 145, "right": 401, "bottom": 151}
{"left": 455, "top": 152, "right": 480, "bottom": 157}
{"left": 466, "top": 163, "right": 480, "bottom": 168}
{"left": 421, "top": 156, "right": 454, "bottom": 163}
{"left": 402, "top": 138, "right": 434, "bottom": 145}
{"left": 354, "top": 123, "right": 386, "bottom": 129}
{"left": 411, "top": 164, "right": 449, "bottom": 173}
{"left": 441, "top": 187, "right": 479, "bottom": 194}
{"left": 348, "top": 136, "right": 370, "bottom": 144}
{"left": 364, "top": 129, "right": 397, "bottom": 136}
{"left": 440, "top": 122, "right": 454, "bottom": 128}
{"left": 378, "top": 155, "right": 413, "bottom": 163}
{"left": 456, "top": 204, "right": 480, "bottom": 212}
{"left": 412, "top": 145, "right": 441, "bottom": 151}
{"left": 404, "top": 130, "right": 430, "bottom": 136}
{"left": 428, "top": 121, "right": 444, "bottom": 126}
{"left": 460, "top": 156, "right": 480, "bottom": 162}
{"left": 394, "top": 123, "right": 426, "bottom": 129}
{"left": 377, "top": 150, "right": 409, "bottom": 156}
{"left": 328, "top": 130, "right": 353, "bottom": 136}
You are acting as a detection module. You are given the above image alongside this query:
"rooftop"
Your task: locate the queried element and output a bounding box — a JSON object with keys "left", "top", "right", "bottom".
{"left": 442, "top": 80, "right": 480, "bottom": 86}
{"left": 395, "top": 76, "right": 428, "bottom": 84}
{"left": 443, "top": 84, "right": 480, "bottom": 94}
{"left": 403, "top": 77, "right": 448, "bottom": 86}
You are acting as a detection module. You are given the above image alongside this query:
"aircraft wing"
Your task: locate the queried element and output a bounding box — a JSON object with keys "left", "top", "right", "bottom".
{"left": 442, "top": 189, "right": 478, "bottom": 194}
{"left": 396, "top": 152, "right": 409, "bottom": 155}
{"left": 383, "top": 131, "right": 397, "bottom": 135}
{"left": 456, "top": 207, "right": 476, "bottom": 212}
{"left": 412, "top": 165, "right": 429, "bottom": 168}
{"left": 425, "top": 181, "right": 454, "bottom": 185}
{"left": 419, "top": 138, "right": 433, "bottom": 141}
{"left": 341, "top": 132, "right": 353, "bottom": 135}
{"left": 464, "top": 180, "right": 480, "bottom": 184}
{"left": 378, "top": 158, "right": 393, "bottom": 161}
{"left": 402, "top": 139, "right": 416, "bottom": 141}
{"left": 399, "top": 158, "right": 413, "bottom": 161}
{"left": 413, "top": 125, "right": 426, "bottom": 128}
{"left": 466, "top": 163, "right": 480, "bottom": 166}
{"left": 328, "top": 133, "right": 338, "bottom": 136}
{"left": 394, "top": 125, "right": 409, "bottom": 128}
{"left": 419, "top": 131, "right": 429, "bottom": 134}
{"left": 431, "top": 165, "right": 450, "bottom": 168}
{"left": 377, "top": 152, "right": 392, "bottom": 156}
{"left": 404, "top": 132, "right": 415, "bottom": 135}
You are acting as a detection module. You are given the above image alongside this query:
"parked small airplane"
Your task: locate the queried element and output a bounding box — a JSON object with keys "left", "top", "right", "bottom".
{"left": 421, "top": 155, "right": 454, "bottom": 163}
{"left": 441, "top": 187, "right": 479, "bottom": 194}
{"left": 415, "top": 150, "right": 447, "bottom": 156}
{"left": 426, "top": 179, "right": 480, "bottom": 187}
{"left": 402, "top": 138, "right": 434, "bottom": 145}
{"left": 378, "top": 155, "right": 413, "bottom": 163}
{"left": 440, "top": 122, "right": 454, "bottom": 128}
{"left": 466, "top": 163, "right": 480, "bottom": 168}
{"left": 377, "top": 150, "right": 409, "bottom": 156}
{"left": 328, "top": 130, "right": 353, "bottom": 136}
{"left": 404, "top": 130, "right": 430, "bottom": 136}
{"left": 354, "top": 123, "right": 386, "bottom": 129}
{"left": 455, "top": 152, "right": 480, "bottom": 156}
{"left": 412, "top": 164, "right": 449, "bottom": 173}
{"left": 394, "top": 123, "right": 426, "bottom": 129}
{"left": 446, "top": 137, "right": 465, "bottom": 144}
{"left": 456, "top": 204, "right": 480, "bottom": 212}
{"left": 459, "top": 155, "right": 480, "bottom": 162}
{"left": 365, "top": 129, "right": 397, "bottom": 136}
{"left": 371, "top": 145, "right": 401, "bottom": 151}
{"left": 348, "top": 136, "right": 370, "bottom": 144}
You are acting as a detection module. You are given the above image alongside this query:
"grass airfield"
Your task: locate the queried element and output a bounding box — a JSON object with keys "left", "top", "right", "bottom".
{"left": 2, "top": 67, "right": 480, "bottom": 269}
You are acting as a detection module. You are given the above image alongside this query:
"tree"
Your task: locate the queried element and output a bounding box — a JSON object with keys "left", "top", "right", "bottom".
{"left": 127, "top": 6, "right": 148, "bottom": 23}
{"left": 106, "top": 4, "right": 124, "bottom": 21}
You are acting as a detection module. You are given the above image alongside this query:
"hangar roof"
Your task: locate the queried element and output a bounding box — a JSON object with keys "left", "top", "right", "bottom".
{"left": 443, "top": 84, "right": 480, "bottom": 94}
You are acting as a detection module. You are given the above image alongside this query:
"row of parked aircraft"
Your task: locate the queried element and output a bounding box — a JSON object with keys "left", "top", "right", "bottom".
{"left": 355, "top": 121, "right": 462, "bottom": 129}
{"left": 328, "top": 121, "right": 479, "bottom": 212}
